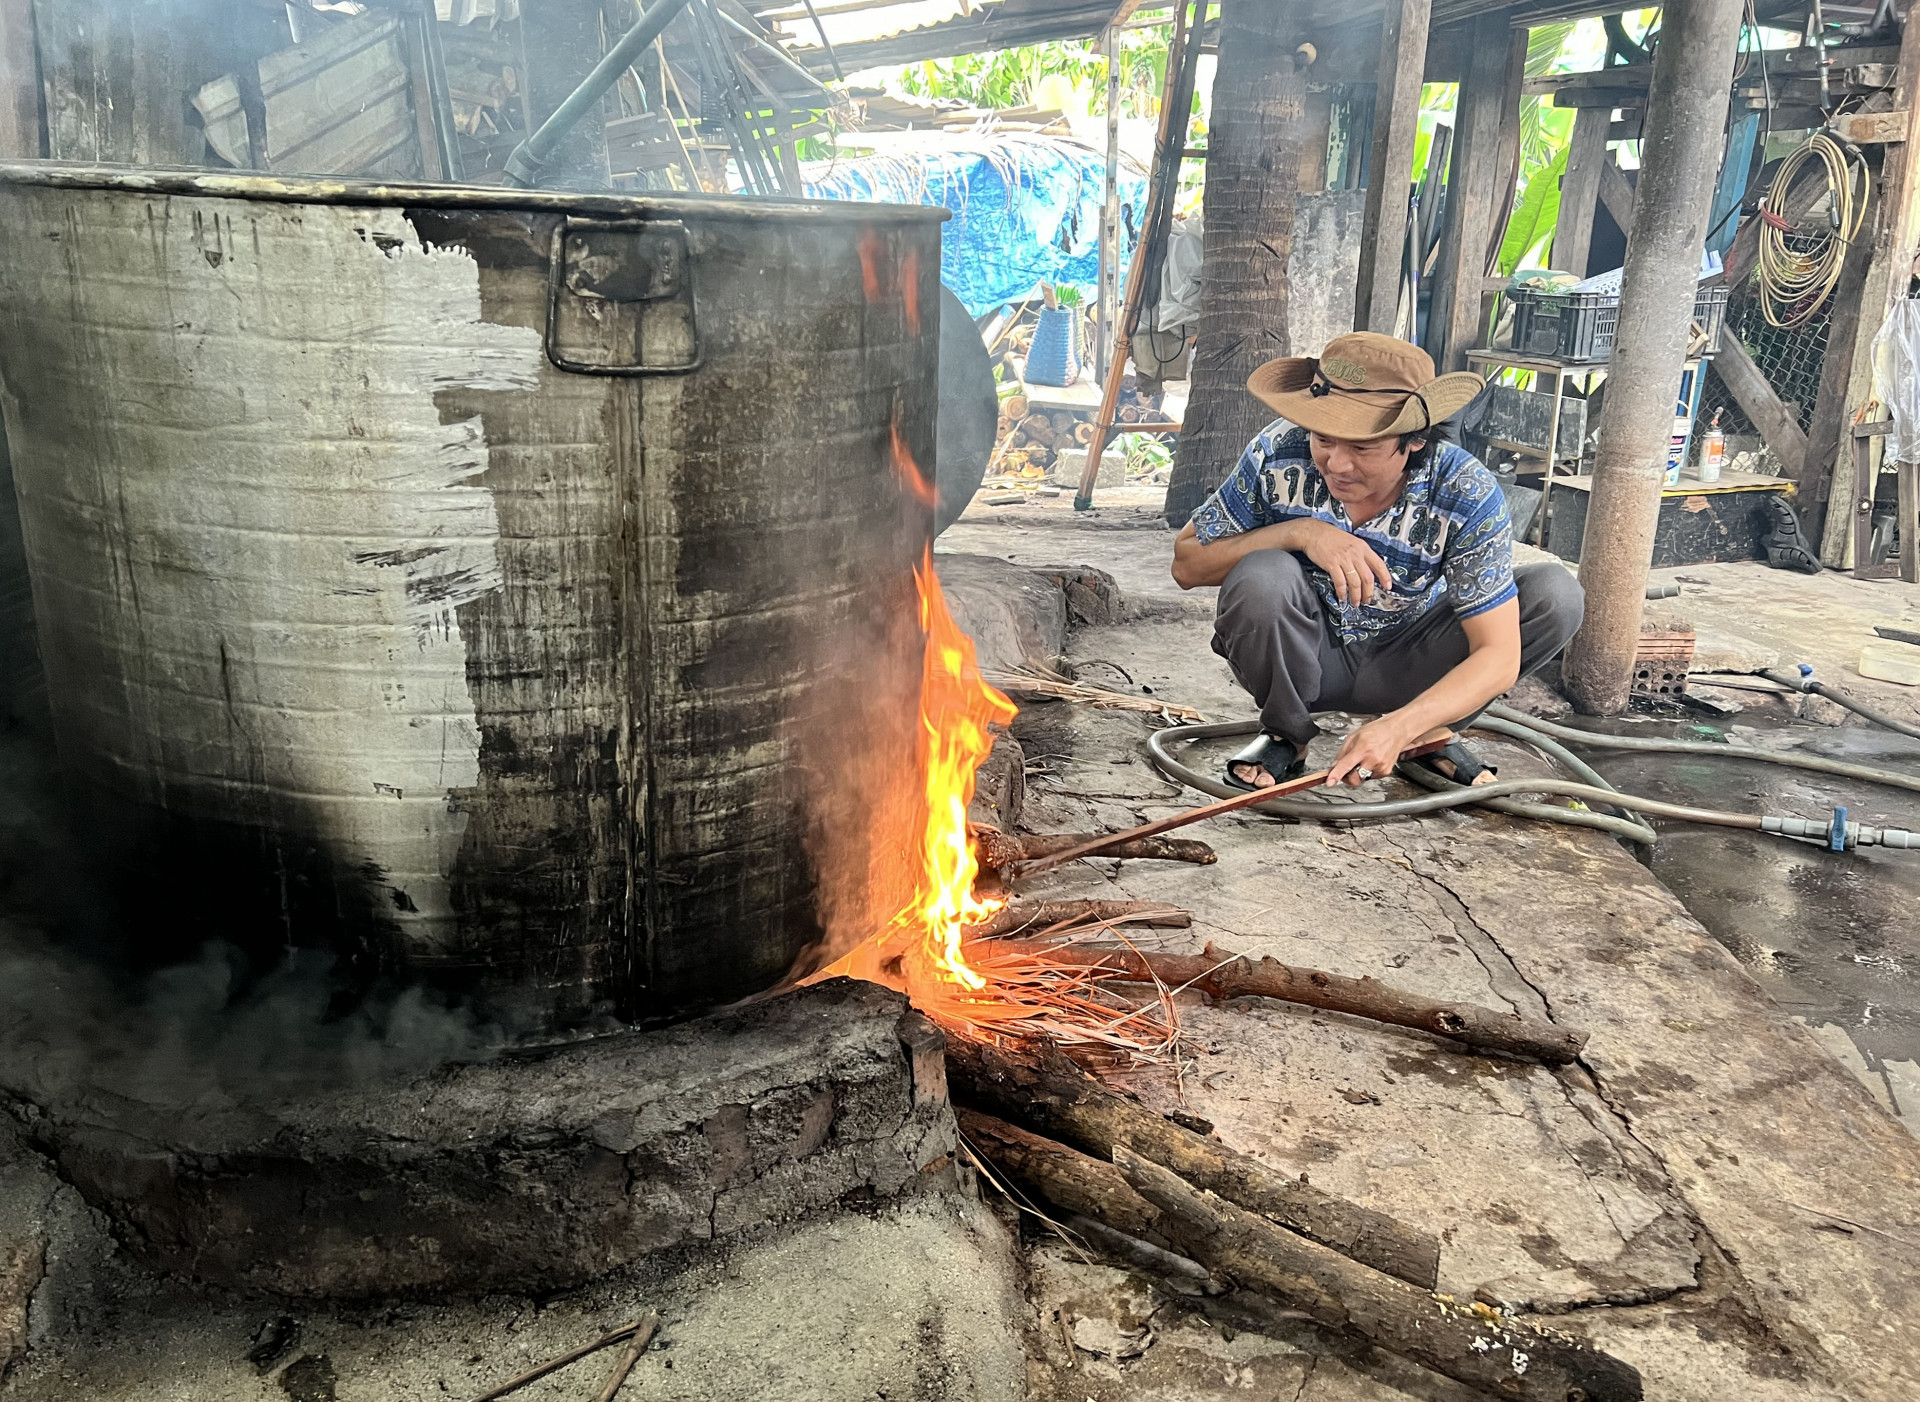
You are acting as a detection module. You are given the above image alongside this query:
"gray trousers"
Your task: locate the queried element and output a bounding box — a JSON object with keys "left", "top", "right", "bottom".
{"left": 1211, "top": 550, "right": 1585, "bottom": 746}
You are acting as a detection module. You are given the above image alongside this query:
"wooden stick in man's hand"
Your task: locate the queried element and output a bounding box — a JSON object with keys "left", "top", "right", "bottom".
{"left": 1014, "top": 728, "right": 1454, "bottom": 877}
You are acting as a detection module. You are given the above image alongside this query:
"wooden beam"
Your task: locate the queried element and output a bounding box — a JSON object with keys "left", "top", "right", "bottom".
{"left": 1818, "top": 8, "right": 1920, "bottom": 564}
{"left": 1353, "top": 0, "right": 1432, "bottom": 332}
{"left": 1524, "top": 64, "right": 1651, "bottom": 97}
{"left": 1550, "top": 85, "right": 1654, "bottom": 109}
{"left": 1428, "top": 8, "right": 1521, "bottom": 371}
{"left": 1597, "top": 155, "right": 1635, "bottom": 236}
{"left": 1799, "top": 205, "right": 1877, "bottom": 535}
{"left": 0, "top": 0, "right": 38, "bottom": 158}
{"left": 1779, "top": 41, "right": 1901, "bottom": 71}
{"left": 1712, "top": 335, "right": 1809, "bottom": 480}
{"left": 1552, "top": 105, "right": 1611, "bottom": 277}
{"left": 1484, "top": 26, "right": 1528, "bottom": 271}
{"left": 1899, "top": 460, "right": 1919, "bottom": 583}
{"left": 1832, "top": 108, "right": 1912, "bottom": 144}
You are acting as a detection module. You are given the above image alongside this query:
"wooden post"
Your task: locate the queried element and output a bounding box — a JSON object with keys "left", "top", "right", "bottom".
{"left": 1563, "top": 0, "right": 1744, "bottom": 716}
{"left": 1098, "top": 24, "right": 1122, "bottom": 382}
{"left": 1799, "top": 217, "right": 1876, "bottom": 551}
{"left": 1354, "top": 0, "right": 1432, "bottom": 333}
{"left": 0, "top": 0, "right": 39, "bottom": 158}
{"left": 1427, "top": 9, "right": 1521, "bottom": 371}
{"left": 1899, "top": 460, "right": 1919, "bottom": 584}
{"left": 517, "top": 0, "right": 615, "bottom": 190}
{"left": 1552, "top": 105, "right": 1611, "bottom": 277}
{"left": 1817, "top": 10, "right": 1920, "bottom": 565}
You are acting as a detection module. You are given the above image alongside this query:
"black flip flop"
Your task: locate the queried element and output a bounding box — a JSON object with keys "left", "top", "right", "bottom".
{"left": 1224, "top": 733, "right": 1305, "bottom": 792}
{"left": 1406, "top": 739, "right": 1498, "bottom": 786}
{"left": 1762, "top": 499, "right": 1823, "bottom": 575}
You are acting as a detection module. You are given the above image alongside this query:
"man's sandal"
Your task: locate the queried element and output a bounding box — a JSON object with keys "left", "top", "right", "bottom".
{"left": 1406, "top": 739, "right": 1498, "bottom": 787}
{"left": 1224, "top": 733, "right": 1307, "bottom": 791}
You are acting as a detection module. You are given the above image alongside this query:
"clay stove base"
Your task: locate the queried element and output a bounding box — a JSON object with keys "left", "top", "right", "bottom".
{"left": 2, "top": 979, "right": 953, "bottom": 1299}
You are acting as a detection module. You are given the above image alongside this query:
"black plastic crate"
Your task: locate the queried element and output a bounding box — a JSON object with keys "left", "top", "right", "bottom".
{"left": 1508, "top": 284, "right": 1729, "bottom": 363}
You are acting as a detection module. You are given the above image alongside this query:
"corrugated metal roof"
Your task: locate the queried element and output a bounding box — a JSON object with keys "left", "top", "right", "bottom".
{"left": 771, "top": 0, "right": 1828, "bottom": 80}
{"left": 775, "top": 0, "right": 1128, "bottom": 75}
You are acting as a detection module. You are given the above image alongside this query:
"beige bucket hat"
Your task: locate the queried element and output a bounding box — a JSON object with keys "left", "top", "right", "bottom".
{"left": 1246, "top": 331, "right": 1485, "bottom": 440}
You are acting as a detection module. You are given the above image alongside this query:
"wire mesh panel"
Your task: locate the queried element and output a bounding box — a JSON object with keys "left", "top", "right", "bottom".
{"left": 1699, "top": 284, "right": 1833, "bottom": 441}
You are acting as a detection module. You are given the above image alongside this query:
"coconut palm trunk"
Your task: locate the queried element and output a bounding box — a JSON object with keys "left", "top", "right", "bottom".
{"left": 1164, "top": 0, "right": 1311, "bottom": 526}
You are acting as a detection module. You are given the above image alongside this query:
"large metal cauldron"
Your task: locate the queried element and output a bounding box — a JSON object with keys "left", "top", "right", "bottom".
{"left": 0, "top": 164, "right": 941, "bottom": 1028}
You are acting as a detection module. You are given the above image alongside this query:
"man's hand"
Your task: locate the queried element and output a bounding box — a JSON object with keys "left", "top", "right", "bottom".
{"left": 1325, "top": 715, "right": 1419, "bottom": 788}
{"left": 1296, "top": 520, "right": 1393, "bottom": 604}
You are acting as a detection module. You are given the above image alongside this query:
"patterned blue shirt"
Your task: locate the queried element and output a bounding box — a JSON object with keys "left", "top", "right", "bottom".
{"left": 1190, "top": 420, "right": 1516, "bottom": 647}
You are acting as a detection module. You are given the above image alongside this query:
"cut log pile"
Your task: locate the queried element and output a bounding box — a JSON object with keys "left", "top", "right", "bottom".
{"left": 950, "top": 1037, "right": 1643, "bottom": 1401}
{"left": 955, "top": 778, "right": 1619, "bottom": 1389}
{"left": 990, "top": 383, "right": 1176, "bottom": 482}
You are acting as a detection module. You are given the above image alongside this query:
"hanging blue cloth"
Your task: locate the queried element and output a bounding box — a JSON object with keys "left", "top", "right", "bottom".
{"left": 802, "top": 134, "right": 1148, "bottom": 318}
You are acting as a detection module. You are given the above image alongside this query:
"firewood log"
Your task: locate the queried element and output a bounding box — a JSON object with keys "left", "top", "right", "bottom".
{"left": 958, "top": 1107, "right": 1163, "bottom": 1238}
{"left": 1020, "top": 413, "right": 1055, "bottom": 445}
{"left": 962, "top": 900, "right": 1189, "bottom": 941}
{"left": 946, "top": 1036, "right": 1439, "bottom": 1289}
{"left": 980, "top": 943, "right": 1586, "bottom": 1065}
{"left": 1049, "top": 411, "right": 1076, "bottom": 434}
{"left": 971, "top": 829, "right": 1215, "bottom": 872}
{"left": 1118, "top": 1150, "right": 1643, "bottom": 1402}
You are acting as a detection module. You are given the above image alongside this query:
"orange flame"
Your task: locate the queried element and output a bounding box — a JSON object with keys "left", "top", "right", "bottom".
{"left": 891, "top": 411, "right": 939, "bottom": 507}
{"left": 806, "top": 547, "right": 1016, "bottom": 997}
{"left": 857, "top": 228, "right": 885, "bottom": 304}
{"left": 906, "top": 547, "right": 1017, "bottom": 989}
{"left": 901, "top": 247, "right": 921, "bottom": 335}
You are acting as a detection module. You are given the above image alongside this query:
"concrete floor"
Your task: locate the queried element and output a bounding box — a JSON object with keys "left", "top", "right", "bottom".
{"left": 945, "top": 489, "right": 1920, "bottom": 1400}
{"left": 6, "top": 486, "right": 1919, "bottom": 1401}
{"left": 952, "top": 488, "right": 1920, "bottom": 1130}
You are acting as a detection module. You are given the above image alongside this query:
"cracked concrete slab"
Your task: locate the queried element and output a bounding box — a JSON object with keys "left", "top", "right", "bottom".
{"left": 0, "top": 1180, "right": 1027, "bottom": 1402}
{"left": 4, "top": 979, "right": 954, "bottom": 1299}
{"left": 943, "top": 500, "right": 1920, "bottom": 1399}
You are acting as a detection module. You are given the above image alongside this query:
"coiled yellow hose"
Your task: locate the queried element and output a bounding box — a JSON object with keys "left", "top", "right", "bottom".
{"left": 1758, "top": 130, "right": 1868, "bottom": 329}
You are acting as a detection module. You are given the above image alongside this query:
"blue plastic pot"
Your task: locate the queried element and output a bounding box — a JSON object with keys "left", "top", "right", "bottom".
{"left": 1025, "top": 306, "right": 1081, "bottom": 387}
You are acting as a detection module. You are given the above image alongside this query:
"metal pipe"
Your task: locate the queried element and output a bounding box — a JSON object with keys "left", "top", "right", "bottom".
{"left": 417, "top": 3, "right": 465, "bottom": 181}
{"left": 504, "top": 0, "right": 696, "bottom": 188}
{"left": 796, "top": 0, "right": 844, "bottom": 80}
{"left": 1561, "top": 0, "right": 1745, "bottom": 714}
{"left": 715, "top": 8, "right": 829, "bottom": 96}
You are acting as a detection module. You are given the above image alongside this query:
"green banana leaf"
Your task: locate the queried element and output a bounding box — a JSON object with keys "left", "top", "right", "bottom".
{"left": 1497, "top": 145, "right": 1569, "bottom": 278}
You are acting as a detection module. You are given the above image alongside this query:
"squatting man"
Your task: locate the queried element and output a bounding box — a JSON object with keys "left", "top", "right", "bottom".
{"left": 1170, "top": 331, "right": 1585, "bottom": 791}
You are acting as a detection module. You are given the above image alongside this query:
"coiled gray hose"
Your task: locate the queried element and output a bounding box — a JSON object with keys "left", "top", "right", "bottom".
{"left": 1146, "top": 702, "right": 1920, "bottom": 847}
{"left": 1484, "top": 703, "right": 1920, "bottom": 796}
{"left": 1146, "top": 718, "right": 1661, "bottom": 844}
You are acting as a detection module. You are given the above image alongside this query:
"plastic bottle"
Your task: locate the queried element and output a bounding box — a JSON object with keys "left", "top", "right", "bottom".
{"left": 1697, "top": 410, "right": 1725, "bottom": 484}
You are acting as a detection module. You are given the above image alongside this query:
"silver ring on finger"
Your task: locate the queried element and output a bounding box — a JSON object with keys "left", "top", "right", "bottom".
{"left": 1357, "top": 766, "right": 1374, "bottom": 779}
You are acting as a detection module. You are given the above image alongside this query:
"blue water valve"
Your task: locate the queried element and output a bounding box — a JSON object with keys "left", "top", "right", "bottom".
{"left": 1798, "top": 663, "right": 1814, "bottom": 678}
{"left": 1829, "top": 805, "right": 1849, "bottom": 851}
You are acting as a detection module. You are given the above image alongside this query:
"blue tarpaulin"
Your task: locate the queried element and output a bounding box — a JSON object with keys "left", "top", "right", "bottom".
{"left": 802, "top": 135, "right": 1148, "bottom": 318}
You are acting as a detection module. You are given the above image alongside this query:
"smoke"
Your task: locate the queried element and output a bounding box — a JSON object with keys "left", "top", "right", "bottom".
{"left": 0, "top": 918, "right": 502, "bottom": 1113}
{"left": 0, "top": 704, "right": 501, "bottom": 1114}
